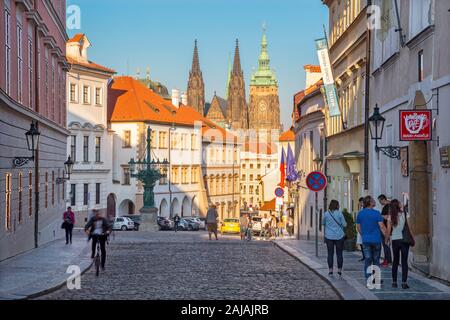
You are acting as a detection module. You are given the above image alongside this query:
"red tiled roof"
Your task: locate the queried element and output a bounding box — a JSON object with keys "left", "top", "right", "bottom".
{"left": 108, "top": 77, "right": 235, "bottom": 140}
{"left": 304, "top": 65, "right": 321, "bottom": 73}
{"left": 67, "top": 56, "right": 116, "bottom": 74}
{"left": 67, "top": 33, "right": 84, "bottom": 43}
{"left": 279, "top": 129, "right": 295, "bottom": 142}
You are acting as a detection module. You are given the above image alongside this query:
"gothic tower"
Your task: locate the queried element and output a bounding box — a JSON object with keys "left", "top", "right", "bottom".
{"left": 227, "top": 39, "right": 249, "bottom": 130}
{"left": 249, "top": 27, "right": 280, "bottom": 132}
{"left": 187, "top": 40, "right": 205, "bottom": 115}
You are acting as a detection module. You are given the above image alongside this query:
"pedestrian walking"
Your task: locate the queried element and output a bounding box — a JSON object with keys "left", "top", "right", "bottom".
{"left": 240, "top": 213, "right": 249, "bottom": 240}
{"left": 173, "top": 214, "right": 181, "bottom": 232}
{"left": 322, "top": 200, "right": 347, "bottom": 276}
{"left": 287, "top": 216, "right": 294, "bottom": 237}
{"left": 356, "top": 197, "right": 365, "bottom": 262}
{"left": 206, "top": 204, "right": 219, "bottom": 240}
{"left": 270, "top": 213, "right": 277, "bottom": 239}
{"left": 62, "top": 206, "right": 75, "bottom": 245}
{"left": 246, "top": 214, "right": 253, "bottom": 241}
{"left": 378, "top": 194, "right": 393, "bottom": 267}
{"left": 261, "top": 213, "right": 270, "bottom": 240}
{"left": 387, "top": 199, "right": 415, "bottom": 289}
{"left": 356, "top": 196, "right": 388, "bottom": 288}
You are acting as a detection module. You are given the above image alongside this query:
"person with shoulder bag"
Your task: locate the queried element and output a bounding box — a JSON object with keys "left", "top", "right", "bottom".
{"left": 62, "top": 207, "right": 75, "bottom": 245}
{"left": 386, "top": 199, "right": 415, "bottom": 289}
{"left": 322, "top": 200, "right": 347, "bottom": 276}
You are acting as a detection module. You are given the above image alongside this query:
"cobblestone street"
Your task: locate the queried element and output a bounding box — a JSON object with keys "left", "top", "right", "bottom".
{"left": 37, "top": 232, "right": 339, "bottom": 300}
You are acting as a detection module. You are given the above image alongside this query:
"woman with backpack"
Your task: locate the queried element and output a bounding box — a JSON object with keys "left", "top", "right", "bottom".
{"left": 322, "top": 200, "right": 347, "bottom": 276}
{"left": 386, "top": 199, "right": 415, "bottom": 289}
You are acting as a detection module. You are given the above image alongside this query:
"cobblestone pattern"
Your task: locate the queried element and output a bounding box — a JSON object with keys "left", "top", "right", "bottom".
{"left": 37, "top": 232, "right": 340, "bottom": 300}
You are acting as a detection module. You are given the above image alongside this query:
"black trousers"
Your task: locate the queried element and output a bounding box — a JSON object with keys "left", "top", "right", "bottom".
{"left": 92, "top": 235, "right": 107, "bottom": 268}
{"left": 65, "top": 224, "right": 73, "bottom": 243}
{"left": 392, "top": 240, "right": 410, "bottom": 283}
{"left": 325, "top": 237, "right": 345, "bottom": 270}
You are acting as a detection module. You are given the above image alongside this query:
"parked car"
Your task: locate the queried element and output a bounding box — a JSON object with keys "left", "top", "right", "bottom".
{"left": 178, "top": 218, "right": 200, "bottom": 231}
{"left": 251, "top": 216, "right": 262, "bottom": 235}
{"left": 122, "top": 215, "right": 141, "bottom": 231}
{"left": 221, "top": 218, "right": 240, "bottom": 234}
{"left": 184, "top": 217, "right": 205, "bottom": 230}
{"left": 157, "top": 216, "right": 172, "bottom": 231}
{"left": 112, "top": 217, "right": 135, "bottom": 231}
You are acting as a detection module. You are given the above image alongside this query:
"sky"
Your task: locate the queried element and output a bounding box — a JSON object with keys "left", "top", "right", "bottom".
{"left": 66, "top": 0, "right": 328, "bottom": 130}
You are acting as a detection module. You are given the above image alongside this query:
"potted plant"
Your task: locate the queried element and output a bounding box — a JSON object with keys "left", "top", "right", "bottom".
{"left": 342, "top": 209, "right": 357, "bottom": 251}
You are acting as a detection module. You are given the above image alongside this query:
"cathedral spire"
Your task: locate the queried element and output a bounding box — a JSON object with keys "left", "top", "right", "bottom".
{"left": 191, "top": 39, "right": 201, "bottom": 74}
{"left": 232, "top": 39, "right": 242, "bottom": 75}
{"left": 226, "top": 52, "right": 232, "bottom": 99}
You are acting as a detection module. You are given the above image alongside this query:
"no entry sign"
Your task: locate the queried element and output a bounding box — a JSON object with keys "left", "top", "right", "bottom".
{"left": 306, "top": 171, "right": 327, "bottom": 192}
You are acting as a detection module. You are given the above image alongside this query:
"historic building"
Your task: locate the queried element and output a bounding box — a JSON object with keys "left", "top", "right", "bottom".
{"left": 205, "top": 93, "right": 227, "bottom": 128}
{"left": 293, "top": 66, "right": 326, "bottom": 240}
{"left": 239, "top": 142, "right": 278, "bottom": 209}
{"left": 65, "top": 34, "right": 116, "bottom": 226}
{"left": 187, "top": 40, "right": 205, "bottom": 115}
{"left": 137, "top": 67, "right": 170, "bottom": 99}
{"left": 0, "top": 0, "right": 69, "bottom": 261}
{"left": 249, "top": 28, "right": 280, "bottom": 132}
{"left": 227, "top": 40, "right": 249, "bottom": 130}
{"left": 323, "top": 0, "right": 368, "bottom": 217}
{"left": 369, "top": 0, "right": 450, "bottom": 281}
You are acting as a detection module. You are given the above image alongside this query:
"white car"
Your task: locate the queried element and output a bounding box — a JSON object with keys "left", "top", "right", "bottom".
{"left": 112, "top": 217, "right": 135, "bottom": 231}
{"left": 184, "top": 217, "right": 206, "bottom": 230}
{"left": 251, "top": 216, "right": 262, "bottom": 235}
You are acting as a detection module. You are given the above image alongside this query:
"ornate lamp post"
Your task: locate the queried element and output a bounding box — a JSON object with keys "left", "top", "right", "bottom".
{"left": 128, "top": 126, "right": 169, "bottom": 231}
{"left": 368, "top": 105, "right": 400, "bottom": 159}
{"left": 13, "top": 121, "right": 40, "bottom": 168}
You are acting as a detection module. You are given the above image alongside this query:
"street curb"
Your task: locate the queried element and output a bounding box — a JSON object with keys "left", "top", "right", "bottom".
{"left": 273, "top": 241, "right": 377, "bottom": 300}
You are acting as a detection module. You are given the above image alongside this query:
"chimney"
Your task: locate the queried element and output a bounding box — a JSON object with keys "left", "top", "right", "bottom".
{"left": 181, "top": 92, "right": 188, "bottom": 106}
{"left": 172, "top": 89, "right": 180, "bottom": 108}
{"left": 304, "top": 65, "right": 322, "bottom": 89}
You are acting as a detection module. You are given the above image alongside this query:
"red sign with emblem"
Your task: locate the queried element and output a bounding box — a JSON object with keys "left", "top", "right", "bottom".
{"left": 399, "top": 110, "right": 432, "bottom": 141}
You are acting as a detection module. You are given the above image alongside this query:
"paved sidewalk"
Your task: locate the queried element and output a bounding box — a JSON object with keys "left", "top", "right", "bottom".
{"left": 274, "top": 239, "right": 450, "bottom": 300}
{"left": 0, "top": 229, "right": 92, "bottom": 300}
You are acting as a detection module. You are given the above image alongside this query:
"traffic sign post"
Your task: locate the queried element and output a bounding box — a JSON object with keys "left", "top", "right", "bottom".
{"left": 306, "top": 171, "right": 327, "bottom": 257}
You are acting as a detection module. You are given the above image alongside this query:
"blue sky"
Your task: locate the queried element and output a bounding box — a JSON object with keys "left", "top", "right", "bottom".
{"left": 67, "top": 0, "right": 328, "bottom": 129}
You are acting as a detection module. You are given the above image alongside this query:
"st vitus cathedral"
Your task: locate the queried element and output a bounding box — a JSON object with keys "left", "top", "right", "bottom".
{"left": 187, "top": 27, "right": 280, "bottom": 133}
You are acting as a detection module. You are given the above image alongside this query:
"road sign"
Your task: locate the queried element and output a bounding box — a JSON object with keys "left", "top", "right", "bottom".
{"left": 276, "top": 197, "right": 283, "bottom": 206}
{"left": 306, "top": 171, "right": 327, "bottom": 192}
{"left": 274, "top": 187, "right": 284, "bottom": 198}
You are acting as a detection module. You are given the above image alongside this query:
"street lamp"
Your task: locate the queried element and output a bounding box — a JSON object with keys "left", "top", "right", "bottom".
{"left": 56, "top": 156, "right": 74, "bottom": 184}
{"left": 13, "top": 121, "right": 40, "bottom": 168}
{"left": 128, "top": 126, "right": 169, "bottom": 226}
{"left": 368, "top": 105, "right": 400, "bottom": 159}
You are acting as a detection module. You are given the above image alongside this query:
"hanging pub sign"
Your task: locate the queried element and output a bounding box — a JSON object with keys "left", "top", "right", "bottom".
{"left": 399, "top": 110, "right": 432, "bottom": 141}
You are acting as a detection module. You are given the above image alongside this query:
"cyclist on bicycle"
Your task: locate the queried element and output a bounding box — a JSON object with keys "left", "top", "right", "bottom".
{"left": 84, "top": 210, "right": 110, "bottom": 271}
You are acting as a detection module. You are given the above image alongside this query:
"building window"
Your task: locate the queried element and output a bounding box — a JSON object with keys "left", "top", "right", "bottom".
{"left": 123, "top": 167, "right": 131, "bottom": 185}
{"left": 242, "top": 174, "right": 246, "bottom": 181}
{"left": 418, "top": 50, "right": 424, "bottom": 82}
{"left": 159, "top": 167, "right": 168, "bottom": 185}
{"left": 29, "top": 171, "right": 33, "bottom": 216}
{"left": 51, "top": 171, "right": 55, "bottom": 206}
{"left": 18, "top": 172, "right": 23, "bottom": 223}
{"left": 4, "top": 9, "right": 11, "bottom": 94}
{"left": 70, "top": 83, "right": 77, "bottom": 102}
{"left": 159, "top": 131, "right": 168, "bottom": 149}
{"left": 95, "top": 87, "right": 102, "bottom": 105}
{"left": 123, "top": 130, "right": 131, "bottom": 148}
{"left": 95, "top": 137, "right": 101, "bottom": 162}
{"left": 172, "top": 167, "right": 179, "bottom": 184}
{"left": 83, "top": 136, "right": 89, "bottom": 162}
{"left": 150, "top": 130, "right": 157, "bottom": 149}
{"left": 181, "top": 167, "right": 188, "bottom": 184}
{"left": 242, "top": 164, "right": 246, "bottom": 169}
{"left": 17, "top": 24, "right": 23, "bottom": 103}
{"left": 191, "top": 134, "right": 197, "bottom": 150}
{"left": 250, "top": 174, "right": 254, "bottom": 181}
{"left": 250, "top": 164, "right": 254, "bottom": 169}
{"left": 267, "top": 164, "right": 271, "bottom": 169}
{"left": 70, "top": 184, "right": 76, "bottom": 206}
{"left": 95, "top": 183, "right": 100, "bottom": 205}
{"left": 70, "top": 135, "right": 77, "bottom": 161}
{"left": 45, "top": 172, "right": 48, "bottom": 208}
{"left": 83, "top": 184, "right": 89, "bottom": 206}
{"left": 83, "top": 85, "right": 90, "bottom": 104}
{"left": 249, "top": 186, "right": 254, "bottom": 195}
{"left": 191, "top": 166, "right": 199, "bottom": 184}
{"left": 257, "top": 163, "right": 261, "bottom": 169}
{"left": 5, "top": 173, "right": 12, "bottom": 231}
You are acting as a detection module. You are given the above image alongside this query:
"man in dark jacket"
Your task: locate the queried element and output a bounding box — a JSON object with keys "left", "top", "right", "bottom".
{"left": 173, "top": 214, "right": 181, "bottom": 232}
{"left": 85, "top": 210, "right": 110, "bottom": 270}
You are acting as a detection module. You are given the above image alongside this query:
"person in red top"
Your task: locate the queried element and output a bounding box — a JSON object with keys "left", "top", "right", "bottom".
{"left": 63, "top": 207, "right": 75, "bottom": 244}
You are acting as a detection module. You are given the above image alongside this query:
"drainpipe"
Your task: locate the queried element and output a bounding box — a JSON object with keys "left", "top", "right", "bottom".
{"left": 34, "top": 2, "right": 40, "bottom": 248}
{"left": 364, "top": 0, "right": 372, "bottom": 191}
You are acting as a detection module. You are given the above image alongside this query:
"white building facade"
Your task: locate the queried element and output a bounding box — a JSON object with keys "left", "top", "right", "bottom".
{"left": 65, "top": 34, "right": 115, "bottom": 226}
